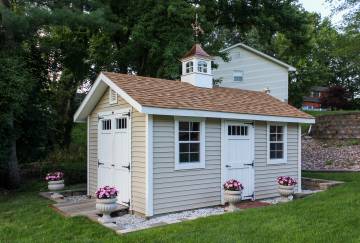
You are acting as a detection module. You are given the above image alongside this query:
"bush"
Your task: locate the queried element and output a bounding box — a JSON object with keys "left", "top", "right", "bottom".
{"left": 19, "top": 123, "right": 87, "bottom": 186}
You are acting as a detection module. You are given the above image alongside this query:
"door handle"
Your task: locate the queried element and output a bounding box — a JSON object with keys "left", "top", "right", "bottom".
{"left": 111, "top": 164, "right": 115, "bottom": 167}
{"left": 98, "top": 160, "right": 104, "bottom": 166}
{"left": 225, "top": 165, "right": 232, "bottom": 168}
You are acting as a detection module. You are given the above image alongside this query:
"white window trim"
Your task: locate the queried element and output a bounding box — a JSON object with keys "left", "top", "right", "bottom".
{"left": 109, "top": 88, "right": 118, "bottom": 104}
{"left": 233, "top": 70, "right": 244, "bottom": 82}
{"left": 186, "top": 61, "right": 194, "bottom": 73}
{"left": 267, "top": 122, "right": 287, "bottom": 164}
{"left": 174, "top": 117, "right": 205, "bottom": 170}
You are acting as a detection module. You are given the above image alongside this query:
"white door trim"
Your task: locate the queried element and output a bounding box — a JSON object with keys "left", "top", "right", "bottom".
{"left": 223, "top": 120, "right": 255, "bottom": 200}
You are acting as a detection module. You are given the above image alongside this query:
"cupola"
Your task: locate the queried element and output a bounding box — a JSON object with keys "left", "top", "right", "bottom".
{"left": 180, "top": 44, "right": 213, "bottom": 88}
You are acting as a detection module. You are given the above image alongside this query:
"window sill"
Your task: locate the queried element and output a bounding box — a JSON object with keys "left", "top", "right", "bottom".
{"left": 267, "top": 159, "right": 287, "bottom": 165}
{"left": 175, "top": 162, "right": 205, "bottom": 170}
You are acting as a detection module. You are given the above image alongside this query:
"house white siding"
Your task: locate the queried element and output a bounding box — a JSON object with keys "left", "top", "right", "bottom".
{"left": 213, "top": 46, "right": 289, "bottom": 101}
{"left": 152, "top": 116, "right": 222, "bottom": 215}
{"left": 88, "top": 87, "right": 146, "bottom": 215}
{"left": 254, "top": 121, "right": 299, "bottom": 199}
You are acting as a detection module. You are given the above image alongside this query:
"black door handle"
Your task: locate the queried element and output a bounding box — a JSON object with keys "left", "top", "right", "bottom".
{"left": 225, "top": 165, "right": 231, "bottom": 168}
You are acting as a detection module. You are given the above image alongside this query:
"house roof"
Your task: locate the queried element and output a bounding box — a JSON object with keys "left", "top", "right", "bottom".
{"left": 303, "top": 96, "right": 321, "bottom": 103}
{"left": 311, "top": 86, "right": 329, "bottom": 92}
{"left": 74, "top": 72, "right": 314, "bottom": 123}
{"left": 181, "top": 44, "right": 212, "bottom": 60}
{"left": 221, "top": 43, "right": 297, "bottom": 72}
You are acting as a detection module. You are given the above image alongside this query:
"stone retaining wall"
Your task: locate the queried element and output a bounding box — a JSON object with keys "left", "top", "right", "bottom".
{"left": 310, "top": 113, "right": 360, "bottom": 139}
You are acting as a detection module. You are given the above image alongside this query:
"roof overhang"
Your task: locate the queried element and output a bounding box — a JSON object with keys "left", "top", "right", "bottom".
{"left": 220, "top": 43, "right": 297, "bottom": 72}
{"left": 141, "top": 106, "right": 315, "bottom": 124}
{"left": 74, "top": 73, "right": 314, "bottom": 124}
{"left": 73, "top": 72, "right": 142, "bottom": 122}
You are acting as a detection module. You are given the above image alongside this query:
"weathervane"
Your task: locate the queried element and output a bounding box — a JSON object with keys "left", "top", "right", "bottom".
{"left": 191, "top": 13, "right": 204, "bottom": 42}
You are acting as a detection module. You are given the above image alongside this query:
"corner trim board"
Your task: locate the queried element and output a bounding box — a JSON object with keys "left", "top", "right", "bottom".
{"left": 145, "top": 114, "right": 154, "bottom": 216}
{"left": 298, "top": 124, "right": 302, "bottom": 193}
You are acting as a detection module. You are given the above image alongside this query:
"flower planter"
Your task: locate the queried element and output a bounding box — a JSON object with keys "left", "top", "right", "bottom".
{"left": 48, "top": 180, "right": 64, "bottom": 191}
{"left": 96, "top": 198, "right": 117, "bottom": 223}
{"left": 224, "top": 190, "right": 242, "bottom": 212}
{"left": 278, "top": 185, "right": 295, "bottom": 202}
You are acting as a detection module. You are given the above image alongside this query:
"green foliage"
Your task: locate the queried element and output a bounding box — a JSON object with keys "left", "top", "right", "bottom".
{"left": 0, "top": 0, "right": 359, "bottom": 188}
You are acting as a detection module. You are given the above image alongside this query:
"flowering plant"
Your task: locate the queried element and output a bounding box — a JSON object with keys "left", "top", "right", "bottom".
{"left": 96, "top": 186, "right": 118, "bottom": 199}
{"left": 223, "top": 179, "right": 244, "bottom": 191}
{"left": 45, "top": 172, "right": 64, "bottom": 181}
{"left": 277, "top": 176, "right": 297, "bottom": 186}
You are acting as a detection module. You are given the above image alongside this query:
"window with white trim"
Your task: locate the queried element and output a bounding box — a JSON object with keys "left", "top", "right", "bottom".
{"left": 198, "top": 61, "right": 207, "bottom": 73}
{"left": 186, "top": 61, "right": 193, "bottom": 73}
{"left": 116, "top": 118, "right": 127, "bottom": 130}
{"left": 233, "top": 70, "right": 244, "bottom": 81}
{"left": 109, "top": 88, "right": 117, "bottom": 104}
{"left": 102, "top": 119, "right": 111, "bottom": 130}
{"left": 175, "top": 119, "right": 205, "bottom": 170}
{"left": 267, "top": 123, "right": 287, "bottom": 164}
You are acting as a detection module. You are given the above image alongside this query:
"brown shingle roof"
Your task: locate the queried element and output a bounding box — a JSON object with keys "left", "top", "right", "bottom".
{"left": 103, "top": 72, "right": 313, "bottom": 119}
{"left": 181, "top": 44, "right": 212, "bottom": 59}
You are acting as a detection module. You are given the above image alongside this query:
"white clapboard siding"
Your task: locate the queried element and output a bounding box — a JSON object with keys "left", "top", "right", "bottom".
{"left": 152, "top": 116, "right": 222, "bottom": 215}
{"left": 213, "top": 46, "right": 289, "bottom": 101}
{"left": 254, "top": 121, "right": 299, "bottom": 199}
{"left": 88, "top": 88, "right": 146, "bottom": 215}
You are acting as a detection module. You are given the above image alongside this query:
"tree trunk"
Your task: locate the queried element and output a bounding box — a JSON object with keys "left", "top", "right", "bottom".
{"left": 7, "top": 112, "right": 20, "bottom": 188}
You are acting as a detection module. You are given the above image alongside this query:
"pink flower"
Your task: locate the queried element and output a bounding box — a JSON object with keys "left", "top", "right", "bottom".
{"left": 96, "top": 186, "right": 118, "bottom": 199}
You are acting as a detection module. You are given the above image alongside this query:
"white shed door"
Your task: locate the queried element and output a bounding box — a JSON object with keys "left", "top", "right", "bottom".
{"left": 98, "top": 112, "right": 131, "bottom": 206}
{"left": 225, "top": 122, "right": 255, "bottom": 199}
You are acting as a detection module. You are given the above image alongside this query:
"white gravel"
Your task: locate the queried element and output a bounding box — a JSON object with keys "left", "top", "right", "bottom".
{"left": 115, "top": 207, "right": 224, "bottom": 230}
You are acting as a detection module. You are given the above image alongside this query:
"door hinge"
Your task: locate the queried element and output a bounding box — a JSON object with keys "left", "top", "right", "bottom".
{"left": 243, "top": 193, "right": 255, "bottom": 201}
{"left": 122, "top": 163, "right": 131, "bottom": 171}
{"left": 123, "top": 111, "right": 131, "bottom": 117}
{"left": 122, "top": 200, "right": 130, "bottom": 207}
{"left": 244, "top": 161, "right": 254, "bottom": 167}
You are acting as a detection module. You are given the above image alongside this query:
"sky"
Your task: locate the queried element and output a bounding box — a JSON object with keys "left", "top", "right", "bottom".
{"left": 299, "top": 0, "right": 344, "bottom": 25}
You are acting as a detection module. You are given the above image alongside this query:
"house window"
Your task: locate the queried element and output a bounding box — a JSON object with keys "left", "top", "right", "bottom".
{"left": 109, "top": 88, "right": 117, "bottom": 104}
{"left": 186, "top": 61, "right": 193, "bottom": 73}
{"left": 267, "top": 123, "right": 287, "bottom": 164}
{"left": 198, "top": 61, "right": 207, "bottom": 73}
{"left": 228, "top": 125, "right": 248, "bottom": 136}
{"left": 102, "top": 119, "right": 111, "bottom": 130}
{"left": 233, "top": 71, "right": 243, "bottom": 81}
{"left": 311, "top": 91, "right": 320, "bottom": 98}
{"left": 175, "top": 118, "right": 205, "bottom": 170}
{"left": 116, "top": 118, "right": 127, "bottom": 130}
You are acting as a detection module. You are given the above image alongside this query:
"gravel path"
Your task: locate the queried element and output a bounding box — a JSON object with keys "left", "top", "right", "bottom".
{"left": 115, "top": 207, "right": 224, "bottom": 230}
{"left": 302, "top": 137, "right": 360, "bottom": 170}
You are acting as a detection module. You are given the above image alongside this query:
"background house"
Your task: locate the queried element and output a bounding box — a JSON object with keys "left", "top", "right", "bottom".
{"left": 302, "top": 86, "right": 329, "bottom": 111}
{"left": 213, "top": 43, "right": 296, "bottom": 102}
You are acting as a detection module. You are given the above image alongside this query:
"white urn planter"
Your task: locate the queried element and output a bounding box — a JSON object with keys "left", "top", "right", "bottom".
{"left": 224, "top": 190, "right": 242, "bottom": 212}
{"left": 278, "top": 185, "right": 295, "bottom": 202}
{"left": 48, "top": 180, "right": 65, "bottom": 191}
{"left": 96, "top": 198, "right": 117, "bottom": 223}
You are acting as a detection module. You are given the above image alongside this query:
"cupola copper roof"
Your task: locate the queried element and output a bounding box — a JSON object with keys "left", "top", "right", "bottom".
{"left": 181, "top": 44, "right": 212, "bottom": 60}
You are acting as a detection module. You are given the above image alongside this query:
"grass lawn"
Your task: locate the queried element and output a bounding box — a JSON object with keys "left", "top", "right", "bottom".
{"left": 1, "top": 172, "right": 360, "bottom": 242}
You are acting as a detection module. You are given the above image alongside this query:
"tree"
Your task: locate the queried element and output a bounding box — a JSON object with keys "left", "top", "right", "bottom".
{"left": 321, "top": 85, "right": 351, "bottom": 110}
